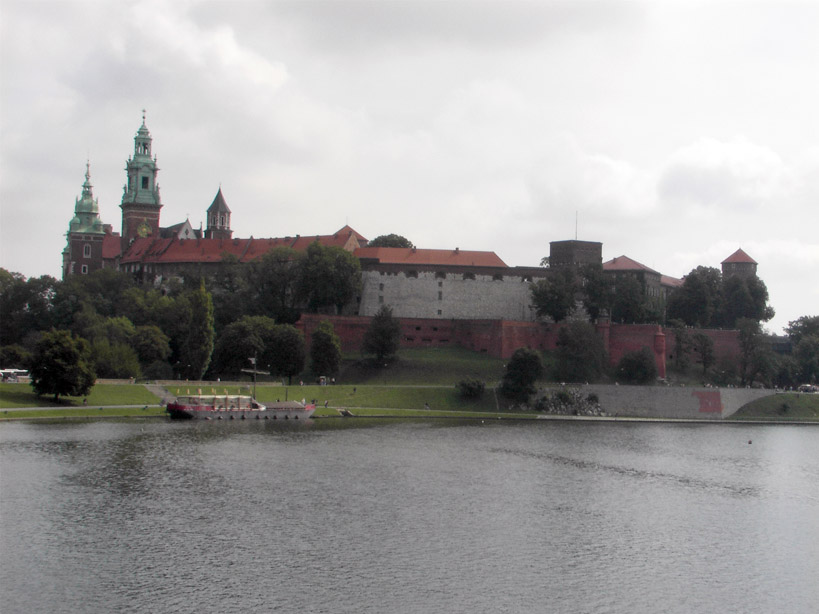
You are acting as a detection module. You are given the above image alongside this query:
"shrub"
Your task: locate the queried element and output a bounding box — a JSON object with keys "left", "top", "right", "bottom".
{"left": 456, "top": 377, "right": 485, "bottom": 399}
{"left": 616, "top": 347, "right": 658, "bottom": 384}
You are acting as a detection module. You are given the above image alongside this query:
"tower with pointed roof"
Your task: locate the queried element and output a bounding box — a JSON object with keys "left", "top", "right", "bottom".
{"left": 62, "top": 163, "right": 110, "bottom": 278}
{"left": 721, "top": 248, "right": 758, "bottom": 279}
{"left": 120, "top": 111, "right": 163, "bottom": 251}
{"left": 205, "top": 187, "right": 232, "bottom": 239}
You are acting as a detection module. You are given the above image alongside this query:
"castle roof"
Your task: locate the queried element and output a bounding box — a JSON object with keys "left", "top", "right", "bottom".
{"left": 119, "top": 226, "right": 367, "bottom": 266}
{"left": 207, "top": 188, "right": 231, "bottom": 214}
{"left": 722, "top": 248, "right": 757, "bottom": 265}
{"left": 602, "top": 255, "right": 661, "bottom": 275}
{"left": 355, "top": 246, "right": 507, "bottom": 268}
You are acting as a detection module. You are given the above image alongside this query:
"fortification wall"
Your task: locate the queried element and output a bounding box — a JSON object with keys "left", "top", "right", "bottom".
{"left": 298, "top": 314, "right": 739, "bottom": 376}
{"left": 585, "top": 384, "right": 771, "bottom": 419}
{"left": 359, "top": 270, "right": 537, "bottom": 321}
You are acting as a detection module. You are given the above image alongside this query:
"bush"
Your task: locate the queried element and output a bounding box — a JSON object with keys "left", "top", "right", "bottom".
{"left": 500, "top": 348, "right": 544, "bottom": 403}
{"left": 456, "top": 377, "right": 485, "bottom": 399}
{"left": 615, "top": 347, "right": 657, "bottom": 384}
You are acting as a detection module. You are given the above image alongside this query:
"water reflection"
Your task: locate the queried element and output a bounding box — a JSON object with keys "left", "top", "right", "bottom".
{"left": 1, "top": 420, "right": 817, "bottom": 614}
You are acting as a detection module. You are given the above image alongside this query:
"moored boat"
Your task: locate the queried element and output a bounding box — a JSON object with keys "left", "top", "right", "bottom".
{"left": 166, "top": 394, "right": 316, "bottom": 421}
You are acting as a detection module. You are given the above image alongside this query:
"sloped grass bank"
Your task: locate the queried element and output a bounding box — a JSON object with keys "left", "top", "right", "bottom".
{"left": 729, "top": 392, "right": 819, "bottom": 421}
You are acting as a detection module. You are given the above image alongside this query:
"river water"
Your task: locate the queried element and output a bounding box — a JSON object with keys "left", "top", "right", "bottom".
{"left": 1, "top": 418, "right": 817, "bottom": 614}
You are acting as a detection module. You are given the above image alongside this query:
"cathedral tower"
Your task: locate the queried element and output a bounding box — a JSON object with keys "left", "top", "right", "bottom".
{"left": 63, "top": 162, "right": 107, "bottom": 278}
{"left": 205, "top": 187, "right": 233, "bottom": 240}
{"left": 120, "top": 111, "right": 162, "bottom": 251}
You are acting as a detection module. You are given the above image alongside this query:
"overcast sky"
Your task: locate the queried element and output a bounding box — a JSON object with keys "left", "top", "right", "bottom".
{"left": 2, "top": 0, "right": 817, "bottom": 334}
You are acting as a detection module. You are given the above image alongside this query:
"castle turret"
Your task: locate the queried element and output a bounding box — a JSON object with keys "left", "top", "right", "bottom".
{"left": 205, "top": 187, "right": 233, "bottom": 239}
{"left": 120, "top": 111, "right": 162, "bottom": 251}
{"left": 63, "top": 162, "right": 107, "bottom": 278}
{"left": 721, "top": 248, "right": 758, "bottom": 279}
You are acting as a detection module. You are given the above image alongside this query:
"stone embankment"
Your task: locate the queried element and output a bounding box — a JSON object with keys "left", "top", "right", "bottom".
{"left": 539, "top": 384, "right": 774, "bottom": 420}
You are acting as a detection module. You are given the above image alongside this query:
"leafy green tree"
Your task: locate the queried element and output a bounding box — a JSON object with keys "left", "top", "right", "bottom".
{"left": 132, "top": 325, "right": 172, "bottom": 365}
{"left": 210, "top": 315, "right": 277, "bottom": 377}
{"left": 792, "top": 334, "right": 819, "bottom": 384}
{"left": 29, "top": 329, "right": 95, "bottom": 401}
{"left": 362, "top": 305, "right": 401, "bottom": 363}
{"left": 90, "top": 339, "right": 141, "bottom": 379}
{"left": 245, "top": 247, "right": 305, "bottom": 323}
{"left": 611, "top": 275, "right": 647, "bottom": 324}
{"left": 0, "top": 270, "right": 59, "bottom": 346}
{"left": 786, "top": 316, "right": 819, "bottom": 345}
{"left": 500, "top": 348, "right": 543, "bottom": 403}
{"left": 616, "top": 347, "right": 658, "bottom": 384}
{"left": 310, "top": 319, "right": 342, "bottom": 376}
{"left": 668, "top": 319, "right": 692, "bottom": 372}
{"left": 667, "top": 266, "right": 722, "bottom": 327}
{"left": 737, "top": 318, "right": 774, "bottom": 387}
{"left": 691, "top": 332, "right": 715, "bottom": 375}
{"left": 580, "top": 265, "right": 614, "bottom": 322}
{"left": 368, "top": 234, "right": 414, "bottom": 248}
{"left": 179, "top": 282, "right": 215, "bottom": 380}
{"left": 554, "top": 321, "right": 606, "bottom": 382}
{"left": 269, "top": 325, "right": 306, "bottom": 384}
{"left": 530, "top": 268, "right": 576, "bottom": 322}
{"left": 718, "top": 275, "right": 775, "bottom": 327}
{"left": 456, "top": 377, "right": 485, "bottom": 399}
{"left": 298, "top": 242, "right": 362, "bottom": 314}
{"left": 0, "top": 344, "right": 32, "bottom": 369}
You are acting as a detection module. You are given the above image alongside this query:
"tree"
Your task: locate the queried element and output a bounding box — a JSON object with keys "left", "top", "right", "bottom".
{"left": 668, "top": 319, "right": 692, "bottom": 372}
{"left": 298, "top": 242, "right": 362, "bottom": 314}
{"left": 793, "top": 335, "right": 819, "bottom": 384}
{"left": 616, "top": 347, "right": 658, "bottom": 384}
{"left": 786, "top": 315, "right": 819, "bottom": 345}
{"left": 29, "top": 329, "right": 95, "bottom": 401}
{"left": 0, "top": 270, "right": 59, "bottom": 346}
{"left": 132, "top": 325, "right": 172, "bottom": 365}
{"left": 368, "top": 234, "right": 414, "bottom": 248}
{"left": 691, "top": 333, "right": 715, "bottom": 375}
{"left": 456, "top": 377, "right": 485, "bottom": 399}
{"left": 179, "top": 282, "right": 215, "bottom": 380}
{"left": 210, "top": 315, "right": 277, "bottom": 377}
{"left": 362, "top": 305, "right": 401, "bottom": 363}
{"left": 0, "top": 344, "right": 32, "bottom": 369}
{"left": 90, "top": 339, "right": 141, "bottom": 379}
{"left": 718, "top": 275, "right": 775, "bottom": 327}
{"left": 269, "top": 325, "right": 306, "bottom": 384}
{"left": 554, "top": 321, "right": 606, "bottom": 382}
{"left": 530, "top": 268, "right": 576, "bottom": 322}
{"left": 310, "top": 319, "right": 342, "bottom": 377}
{"left": 579, "top": 265, "right": 614, "bottom": 322}
{"left": 500, "top": 348, "right": 543, "bottom": 403}
{"left": 667, "top": 266, "right": 722, "bottom": 327}
{"left": 737, "top": 318, "right": 774, "bottom": 387}
{"left": 611, "top": 275, "right": 647, "bottom": 324}
{"left": 244, "top": 247, "right": 304, "bottom": 323}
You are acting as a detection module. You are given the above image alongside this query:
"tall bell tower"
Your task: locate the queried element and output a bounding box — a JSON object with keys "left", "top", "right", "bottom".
{"left": 120, "top": 110, "right": 162, "bottom": 251}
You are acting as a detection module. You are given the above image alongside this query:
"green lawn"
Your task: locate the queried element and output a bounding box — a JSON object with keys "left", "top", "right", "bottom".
{"left": 0, "top": 383, "right": 160, "bottom": 408}
{"left": 730, "top": 392, "right": 819, "bottom": 421}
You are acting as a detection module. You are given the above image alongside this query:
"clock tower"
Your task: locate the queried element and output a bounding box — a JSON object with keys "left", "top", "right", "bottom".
{"left": 120, "top": 111, "right": 163, "bottom": 251}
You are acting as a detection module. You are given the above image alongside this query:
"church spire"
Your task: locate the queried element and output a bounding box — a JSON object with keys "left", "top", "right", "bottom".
{"left": 121, "top": 111, "right": 163, "bottom": 249}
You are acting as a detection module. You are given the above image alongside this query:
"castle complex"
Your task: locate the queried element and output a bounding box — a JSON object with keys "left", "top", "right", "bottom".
{"left": 62, "top": 116, "right": 756, "bottom": 371}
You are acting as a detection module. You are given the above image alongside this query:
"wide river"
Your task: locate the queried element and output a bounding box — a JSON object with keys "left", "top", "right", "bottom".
{"left": 1, "top": 418, "right": 817, "bottom": 613}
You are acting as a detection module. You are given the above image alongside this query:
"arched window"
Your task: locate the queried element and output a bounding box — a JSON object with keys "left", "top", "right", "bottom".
{"left": 83, "top": 244, "right": 91, "bottom": 258}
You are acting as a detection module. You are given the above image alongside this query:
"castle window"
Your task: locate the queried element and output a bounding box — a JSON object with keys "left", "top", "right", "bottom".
{"left": 379, "top": 283, "right": 384, "bottom": 291}
{"left": 83, "top": 244, "right": 91, "bottom": 258}
{"left": 438, "top": 291, "right": 443, "bottom": 300}
{"left": 406, "top": 270, "right": 418, "bottom": 278}
{"left": 463, "top": 272, "right": 476, "bottom": 280}
{"left": 81, "top": 264, "right": 88, "bottom": 274}
{"left": 493, "top": 273, "right": 504, "bottom": 281}
{"left": 141, "top": 176, "right": 149, "bottom": 189}
{"left": 435, "top": 271, "right": 446, "bottom": 279}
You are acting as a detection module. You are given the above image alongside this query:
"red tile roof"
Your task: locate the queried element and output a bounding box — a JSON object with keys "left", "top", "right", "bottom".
{"left": 119, "top": 226, "right": 367, "bottom": 265}
{"left": 355, "top": 246, "right": 507, "bottom": 268}
{"left": 602, "top": 255, "right": 660, "bottom": 275}
{"left": 722, "top": 248, "right": 757, "bottom": 265}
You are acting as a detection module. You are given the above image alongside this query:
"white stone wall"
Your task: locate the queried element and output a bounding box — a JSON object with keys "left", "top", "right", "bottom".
{"left": 359, "top": 269, "right": 538, "bottom": 321}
